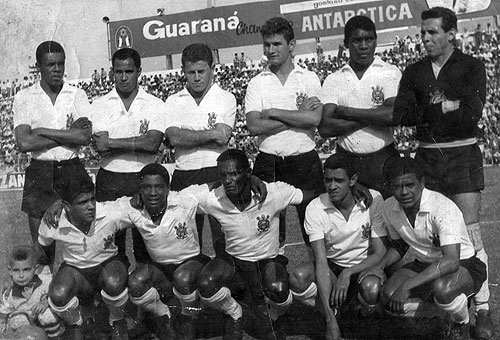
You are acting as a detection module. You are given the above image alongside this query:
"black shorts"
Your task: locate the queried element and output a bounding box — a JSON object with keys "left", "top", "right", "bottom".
{"left": 402, "top": 255, "right": 486, "bottom": 299}
{"left": 149, "top": 253, "right": 211, "bottom": 281}
{"left": 95, "top": 167, "right": 140, "bottom": 202}
{"left": 170, "top": 166, "right": 219, "bottom": 192}
{"left": 252, "top": 149, "right": 323, "bottom": 194}
{"left": 336, "top": 144, "right": 400, "bottom": 199}
{"left": 415, "top": 144, "right": 484, "bottom": 195}
{"left": 59, "top": 253, "right": 129, "bottom": 299}
{"left": 327, "top": 260, "right": 360, "bottom": 302}
{"left": 22, "top": 158, "right": 89, "bottom": 218}
{"left": 219, "top": 252, "right": 289, "bottom": 305}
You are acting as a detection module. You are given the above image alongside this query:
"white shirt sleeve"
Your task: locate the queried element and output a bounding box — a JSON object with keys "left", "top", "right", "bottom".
{"left": 274, "top": 182, "right": 304, "bottom": 210}
{"left": 145, "top": 96, "right": 167, "bottom": 133}
{"left": 179, "top": 184, "right": 211, "bottom": 214}
{"left": 217, "top": 92, "right": 236, "bottom": 128}
{"left": 12, "top": 91, "right": 29, "bottom": 128}
{"left": 304, "top": 198, "right": 325, "bottom": 243}
{"left": 382, "top": 200, "right": 402, "bottom": 240}
{"left": 37, "top": 221, "right": 55, "bottom": 247}
{"left": 320, "top": 73, "right": 339, "bottom": 105}
{"left": 74, "top": 88, "right": 92, "bottom": 119}
{"left": 369, "top": 192, "right": 388, "bottom": 238}
{"left": 244, "top": 77, "right": 262, "bottom": 114}
{"left": 433, "top": 203, "right": 463, "bottom": 246}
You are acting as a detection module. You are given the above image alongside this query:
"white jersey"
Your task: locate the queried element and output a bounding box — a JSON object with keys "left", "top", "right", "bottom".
{"left": 383, "top": 188, "right": 476, "bottom": 263}
{"left": 38, "top": 198, "right": 132, "bottom": 269}
{"left": 13, "top": 82, "right": 91, "bottom": 161}
{"left": 165, "top": 84, "right": 236, "bottom": 170}
{"left": 245, "top": 64, "right": 321, "bottom": 156}
{"left": 126, "top": 188, "right": 202, "bottom": 265}
{"left": 91, "top": 88, "right": 166, "bottom": 173}
{"left": 197, "top": 182, "right": 303, "bottom": 262}
{"left": 321, "top": 57, "right": 401, "bottom": 154}
{"left": 305, "top": 190, "right": 387, "bottom": 267}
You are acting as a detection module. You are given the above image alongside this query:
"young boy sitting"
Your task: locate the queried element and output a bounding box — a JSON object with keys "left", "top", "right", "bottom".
{"left": 1, "top": 245, "right": 63, "bottom": 338}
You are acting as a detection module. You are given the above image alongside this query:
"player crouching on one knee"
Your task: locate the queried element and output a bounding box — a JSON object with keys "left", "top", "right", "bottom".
{"left": 363, "top": 157, "right": 486, "bottom": 340}
{"left": 289, "top": 153, "right": 387, "bottom": 340}
{"left": 38, "top": 173, "right": 130, "bottom": 339}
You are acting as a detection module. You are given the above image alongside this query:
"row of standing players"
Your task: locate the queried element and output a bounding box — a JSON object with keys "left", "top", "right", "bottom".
{"left": 10, "top": 7, "right": 493, "bottom": 340}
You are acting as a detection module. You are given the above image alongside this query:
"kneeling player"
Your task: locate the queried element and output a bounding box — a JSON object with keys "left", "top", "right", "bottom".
{"left": 196, "top": 149, "right": 317, "bottom": 340}
{"left": 38, "top": 174, "right": 130, "bottom": 340}
{"left": 289, "top": 154, "right": 387, "bottom": 340}
{"left": 370, "top": 157, "right": 486, "bottom": 340}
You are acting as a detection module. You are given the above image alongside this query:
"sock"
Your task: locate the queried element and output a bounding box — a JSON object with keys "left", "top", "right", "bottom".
{"left": 130, "top": 287, "right": 171, "bottom": 318}
{"left": 173, "top": 288, "right": 199, "bottom": 316}
{"left": 200, "top": 286, "right": 242, "bottom": 320}
{"left": 435, "top": 294, "right": 469, "bottom": 324}
{"left": 474, "top": 247, "right": 490, "bottom": 312}
{"left": 101, "top": 288, "right": 129, "bottom": 324}
{"left": 357, "top": 292, "right": 377, "bottom": 316}
{"left": 291, "top": 282, "right": 317, "bottom": 308}
{"left": 48, "top": 296, "right": 83, "bottom": 326}
{"left": 265, "top": 291, "right": 293, "bottom": 321}
{"left": 38, "top": 308, "right": 64, "bottom": 338}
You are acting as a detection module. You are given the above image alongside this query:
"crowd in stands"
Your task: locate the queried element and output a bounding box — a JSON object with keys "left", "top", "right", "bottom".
{"left": 2, "top": 29, "right": 500, "bottom": 173}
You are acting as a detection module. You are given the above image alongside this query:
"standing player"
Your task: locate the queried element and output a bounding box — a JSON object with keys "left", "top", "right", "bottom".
{"left": 245, "top": 17, "right": 324, "bottom": 245}
{"left": 368, "top": 157, "right": 486, "bottom": 340}
{"left": 38, "top": 174, "right": 130, "bottom": 339}
{"left": 13, "top": 40, "right": 92, "bottom": 262}
{"left": 289, "top": 154, "right": 387, "bottom": 340}
{"left": 319, "top": 16, "right": 402, "bottom": 198}
{"left": 91, "top": 48, "right": 167, "bottom": 265}
{"left": 197, "top": 149, "right": 315, "bottom": 340}
{"left": 393, "top": 7, "right": 492, "bottom": 338}
{"left": 164, "top": 43, "right": 235, "bottom": 250}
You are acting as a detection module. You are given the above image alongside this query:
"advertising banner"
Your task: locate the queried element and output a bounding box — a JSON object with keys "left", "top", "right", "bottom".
{"left": 108, "top": 0, "right": 499, "bottom": 58}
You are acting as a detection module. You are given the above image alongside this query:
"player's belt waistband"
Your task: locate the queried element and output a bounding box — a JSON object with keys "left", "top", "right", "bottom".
{"left": 31, "top": 157, "right": 81, "bottom": 167}
{"left": 337, "top": 143, "right": 395, "bottom": 158}
{"left": 261, "top": 148, "right": 316, "bottom": 160}
{"left": 419, "top": 138, "right": 477, "bottom": 149}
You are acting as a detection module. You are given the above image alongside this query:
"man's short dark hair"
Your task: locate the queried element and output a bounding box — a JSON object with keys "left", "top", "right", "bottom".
{"left": 385, "top": 157, "right": 425, "bottom": 182}
{"left": 344, "top": 15, "right": 377, "bottom": 45}
{"left": 421, "top": 7, "right": 457, "bottom": 32}
{"left": 260, "top": 17, "right": 294, "bottom": 43}
{"left": 60, "top": 172, "right": 95, "bottom": 204}
{"left": 36, "top": 41, "right": 65, "bottom": 64}
{"left": 217, "top": 149, "right": 250, "bottom": 170}
{"left": 138, "top": 163, "right": 170, "bottom": 187}
{"left": 9, "top": 245, "right": 39, "bottom": 267}
{"left": 112, "top": 48, "right": 141, "bottom": 69}
{"left": 181, "top": 43, "right": 214, "bottom": 67}
{"left": 323, "top": 153, "right": 357, "bottom": 179}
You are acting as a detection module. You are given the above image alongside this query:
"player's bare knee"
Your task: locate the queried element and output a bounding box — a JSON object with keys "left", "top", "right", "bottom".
{"left": 49, "top": 285, "right": 73, "bottom": 307}
{"left": 197, "top": 271, "right": 220, "bottom": 298}
{"left": 432, "top": 277, "right": 454, "bottom": 303}
{"left": 101, "top": 274, "right": 127, "bottom": 297}
{"left": 128, "top": 272, "right": 149, "bottom": 297}
{"left": 359, "top": 276, "right": 381, "bottom": 304}
{"left": 172, "top": 268, "right": 196, "bottom": 293}
{"left": 265, "top": 280, "right": 289, "bottom": 303}
{"left": 289, "top": 267, "right": 312, "bottom": 292}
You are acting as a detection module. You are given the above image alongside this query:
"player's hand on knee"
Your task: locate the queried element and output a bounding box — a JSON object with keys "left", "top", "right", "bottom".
{"left": 43, "top": 199, "right": 63, "bottom": 228}
{"left": 331, "top": 271, "right": 350, "bottom": 307}
{"left": 352, "top": 183, "right": 373, "bottom": 208}
{"left": 388, "top": 285, "right": 410, "bottom": 314}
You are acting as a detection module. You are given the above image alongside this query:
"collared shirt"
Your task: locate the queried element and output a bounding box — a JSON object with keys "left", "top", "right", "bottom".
{"left": 383, "top": 188, "right": 475, "bottom": 263}
{"left": 165, "top": 84, "right": 236, "bottom": 170}
{"left": 91, "top": 88, "right": 166, "bottom": 172}
{"left": 38, "top": 199, "right": 132, "bottom": 269}
{"left": 13, "top": 82, "right": 91, "bottom": 161}
{"left": 197, "top": 182, "right": 303, "bottom": 262}
{"left": 126, "top": 188, "right": 202, "bottom": 265}
{"left": 321, "top": 57, "right": 401, "bottom": 154}
{"left": 245, "top": 64, "right": 321, "bottom": 156}
{"left": 305, "top": 189, "right": 387, "bottom": 267}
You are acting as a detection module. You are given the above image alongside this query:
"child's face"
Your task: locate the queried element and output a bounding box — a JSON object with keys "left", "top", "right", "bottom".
{"left": 9, "top": 259, "right": 37, "bottom": 287}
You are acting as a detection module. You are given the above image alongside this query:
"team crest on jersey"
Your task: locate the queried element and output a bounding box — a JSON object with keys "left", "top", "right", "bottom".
{"left": 207, "top": 112, "right": 217, "bottom": 129}
{"left": 296, "top": 91, "right": 308, "bottom": 109}
{"left": 175, "top": 222, "right": 189, "bottom": 240}
{"left": 361, "top": 222, "right": 371, "bottom": 239}
{"left": 103, "top": 234, "right": 115, "bottom": 249}
{"left": 429, "top": 233, "right": 440, "bottom": 248}
{"left": 371, "top": 85, "right": 385, "bottom": 106}
{"left": 256, "top": 214, "right": 271, "bottom": 234}
{"left": 139, "top": 119, "right": 149, "bottom": 135}
{"left": 65, "top": 113, "right": 75, "bottom": 129}
{"left": 429, "top": 88, "right": 447, "bottom": 105}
